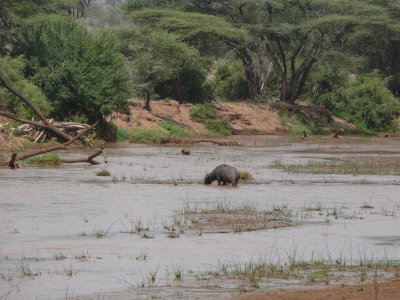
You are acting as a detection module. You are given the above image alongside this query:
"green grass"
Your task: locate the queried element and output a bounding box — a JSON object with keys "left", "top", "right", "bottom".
{"left": 96, "top": 169, "right": 111, "bottom": 176}
{"left": 194, "top": 256, "right": 400, "bottom": 293}
{"left": 161, "top": 121, "right": 192, "bottom": 137}
{"left": 117, "top": 128, "right": 131, "bottom": 142}
{"left": 130, "top": 128, "right": 169, "bottom": 144}
{"left": 190, "top": 104, "right": 231, "bottom": 136}
{"left": 25, "top": 154, "right": 63, "bottom": 166}
{"left": 278, "top": 111, "right": 331, "bottom": 136}
{"left": 129, "top": 122, "right": 193, "bottom": 144}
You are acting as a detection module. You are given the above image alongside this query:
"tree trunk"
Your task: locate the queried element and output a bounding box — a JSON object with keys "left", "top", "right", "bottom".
{"left": 280, "top": 77, "right": 289, "bottom": 102}
{"left": 175, "top": 75, "right": 183, "bottom": 104}
{"left": 236, "top": 47, "right": 260, "bottom": 99}
{"left": 145, "top": 90, "right": 152, "bottom": 112}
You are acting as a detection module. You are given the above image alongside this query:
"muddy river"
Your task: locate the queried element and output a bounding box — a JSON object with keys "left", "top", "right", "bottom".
{"left": 1, "top": 136, "right": 399, "bottom": 299}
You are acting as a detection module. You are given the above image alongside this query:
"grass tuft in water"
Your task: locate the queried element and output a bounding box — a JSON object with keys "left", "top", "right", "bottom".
{"left": 96, "top": 169, "right": 111, "bottom": 176}
{"left": 25, "top": 154, "right": 63, "bottom": 166}
{"left": 269, "top": 158, "right": 400, "bottom": 175}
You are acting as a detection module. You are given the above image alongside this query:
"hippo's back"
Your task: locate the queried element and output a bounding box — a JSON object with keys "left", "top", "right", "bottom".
{"left": 212, "top": 164, "right": 240, "bottom": 186}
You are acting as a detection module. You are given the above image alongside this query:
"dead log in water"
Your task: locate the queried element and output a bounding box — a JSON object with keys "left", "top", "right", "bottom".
{"left": 7, "top": 121, "right": 99, "bottom": 169}
{"left": 62, "top": 148, "right": 104, "bottom": 165}
{"left": 333, "top": 128, "right": 344, "bottom": 138}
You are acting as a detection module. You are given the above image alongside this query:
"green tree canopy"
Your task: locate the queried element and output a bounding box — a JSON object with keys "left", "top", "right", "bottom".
{"left": 0, "top": 0, "right": 92, "bottom": 54}
{"left": 118, "top": 27, "right": 210, "bottom": 111}
{"left": 13, "top": 16, "right": 131, "bottom": 125}
{"left": 0, "top": 55, "right": 52, "bottom": 119}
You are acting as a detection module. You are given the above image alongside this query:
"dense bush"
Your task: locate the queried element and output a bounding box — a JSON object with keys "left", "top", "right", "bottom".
{"left": 321, "top": 74, "right": 400, "bottom": 133}
{"left": 0, "top": 55, "right": 52, "bottom": 119}
{"left": 14, "top": 16, "right": 132, "bottom": 128}
{"left": 190, "top": 104, "right": 217, "bottom": 123}
{"left": 210, "top": 62, "right": 249, "bottom": 101}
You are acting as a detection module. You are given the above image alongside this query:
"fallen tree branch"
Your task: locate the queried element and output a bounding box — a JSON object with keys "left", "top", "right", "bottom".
{"left": 62, "top": 147, "right": 104, "bottom": 165}
{"left": 192, "top": 139, "right": 243, "bottom": 146}
{"left": 156, "top": 137, "right": 243, "bottom": 146}
{"left": 7, "top": 121, "right": 99, "bottom": 168}
{"left": 0, "top": 75, "right": 72, "bottom": 141}
{"left": 333, "top": 128, "right": 344, "bottom": 138}
{"left": 0, "top": 110, "right": 51, "bottom": 130}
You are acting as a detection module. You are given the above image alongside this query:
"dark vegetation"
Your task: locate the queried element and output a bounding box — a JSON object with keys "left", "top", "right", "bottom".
{"left": 1, "top": 0, "right": 400, "bottom": 140}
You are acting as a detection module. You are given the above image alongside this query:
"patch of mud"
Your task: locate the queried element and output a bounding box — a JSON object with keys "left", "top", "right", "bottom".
{"left": 236, "top": 280, "right": 400, "bottom": 300}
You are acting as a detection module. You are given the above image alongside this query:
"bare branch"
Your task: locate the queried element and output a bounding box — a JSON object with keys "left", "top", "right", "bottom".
{"left": 0, "top": 75, "right": 72, "bottom": 141}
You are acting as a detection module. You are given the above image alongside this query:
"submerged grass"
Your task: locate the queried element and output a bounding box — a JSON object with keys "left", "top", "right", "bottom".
{"left": 178, "top": 201, "right": 292, "bottom": 234}
{"left": 96, "top": 169, "right": 111, "bottom": 176}
{"left": 195, "top": 256, "right": 400, "bottom": 293}
{"left": 270, "top": 157, "right": 400, "bottom": 175}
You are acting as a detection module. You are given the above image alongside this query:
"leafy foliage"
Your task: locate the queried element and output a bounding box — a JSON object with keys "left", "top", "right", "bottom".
{"left": 322, "top": 74, "right": 400, "bottom": 133}
{"left": 0, "top": 0, "right": 88, "bottom": 54}
{"left": 118, "top": 27, "right": 209, "bottom": 107}
{"left": 14, "top": 16, "right": 131, "bottom": 125}
{"left": 0, "top": 55, "right": 52, "bottom": 119}
{"left": 210, "top": 62, "right": 249, "bottom": 101}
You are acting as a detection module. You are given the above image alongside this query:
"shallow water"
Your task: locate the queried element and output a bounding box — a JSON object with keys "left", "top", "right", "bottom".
{"left": 1, "top": 136, "right": 400, "bottom": 299}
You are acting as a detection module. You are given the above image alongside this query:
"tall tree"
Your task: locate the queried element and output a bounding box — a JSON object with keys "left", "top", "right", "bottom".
{"left": 118, "top": 28, "right": 207, "bottom": 111}
{"left": 0, "top": 0, "right": 92, "bottom": 54}
{"left": 345, "top": 0, "right": 400, "bottom": 96}
{"left": 128, "top": 2, "right": 359, "bottom": 103}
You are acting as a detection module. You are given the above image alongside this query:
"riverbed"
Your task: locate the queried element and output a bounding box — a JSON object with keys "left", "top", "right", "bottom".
{"left": 1, "top": 135, "right": 399, "bottom": 299}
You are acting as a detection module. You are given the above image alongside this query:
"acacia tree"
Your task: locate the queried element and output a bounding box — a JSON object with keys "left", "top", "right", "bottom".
{"left": 128, "top": 8, "right": 270, "bottom": 100}
{"left": 345, "top": 0, "right": 400, "bottom": 96}
{"left": 129, "top": 1, "right": 366, "bottom": 104}
{"left": 118, "top": 28, "right": 207, "bottom": 111}
{"left": 0, "top": 0, "right": 93, "bottom": 54}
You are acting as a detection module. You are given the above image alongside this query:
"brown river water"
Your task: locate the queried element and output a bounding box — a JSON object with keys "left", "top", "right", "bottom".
{"left": 1, "top": 136, "right": 399, "bottom": 299}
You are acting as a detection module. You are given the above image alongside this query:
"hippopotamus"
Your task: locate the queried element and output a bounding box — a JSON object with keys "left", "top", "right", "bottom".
{"left": 204, "top": 164, "right": 240, "bottom": 187}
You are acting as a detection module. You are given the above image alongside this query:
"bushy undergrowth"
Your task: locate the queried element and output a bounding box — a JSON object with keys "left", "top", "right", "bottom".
{"left": 321, "top": 74, "right": 400, "bottom": 133}
{"left": 278, "top": 112, "right": 331, "bottom": 136}
{"left": 190, "top": 104, "right": 231, "bottom": 136}
{"left": 210, "top": 62, "right": 249, "bottom": 101}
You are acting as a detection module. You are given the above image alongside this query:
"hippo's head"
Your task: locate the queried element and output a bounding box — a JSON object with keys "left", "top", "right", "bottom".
{"left": 204, "top": 173, "right": 212, "bottom": 184}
